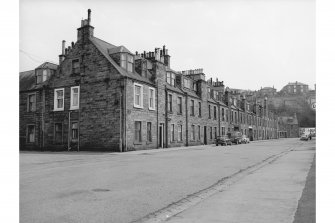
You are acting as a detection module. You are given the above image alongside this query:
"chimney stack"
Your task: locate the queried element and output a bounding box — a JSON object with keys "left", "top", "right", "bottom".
{"left": 88, "top": 9, "right": 91, "bottom": 25}
{"left": 59, "top": 40, "right": 66, "bottom": 64}
{"left": 62, "top": 40, "right": 65, "bottom": 55}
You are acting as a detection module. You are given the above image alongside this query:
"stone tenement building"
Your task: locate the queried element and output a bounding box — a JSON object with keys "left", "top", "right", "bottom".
{"left": 19, "top": 9, "right": 280, "bottom": 152}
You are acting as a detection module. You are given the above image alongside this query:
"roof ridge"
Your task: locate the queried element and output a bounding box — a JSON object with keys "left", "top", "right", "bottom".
{"left": 91, "top": 36, "right": 116, "bottom": 48}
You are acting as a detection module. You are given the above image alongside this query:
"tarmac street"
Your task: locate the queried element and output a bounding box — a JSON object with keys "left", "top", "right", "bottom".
{"left": 20, "top": 138, "right": 315, "bottom": 223}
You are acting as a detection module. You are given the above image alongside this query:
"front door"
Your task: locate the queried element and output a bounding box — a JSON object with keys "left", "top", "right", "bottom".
{"left": 204, "top": 126, "right": 207, "bottom": 145}
{"left": 159, "top": 124, "right": 164, "bottom": 148}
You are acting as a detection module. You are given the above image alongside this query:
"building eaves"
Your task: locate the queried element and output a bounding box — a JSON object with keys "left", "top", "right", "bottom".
{"left": 166, "top": 84, "right": 184, "bottom": 95}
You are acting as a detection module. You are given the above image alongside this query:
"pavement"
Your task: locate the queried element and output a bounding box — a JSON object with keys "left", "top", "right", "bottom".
{"left": 164, "top": 140, "right": 315, "bottom": 223}
{"left": 20, "top": 138, "right": 315, "bottom": 223}
{"left": 293, "top": 155, "right": 316, "bottom": 223}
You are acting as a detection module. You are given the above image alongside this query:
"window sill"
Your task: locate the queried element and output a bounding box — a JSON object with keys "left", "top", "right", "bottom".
{"left": 70, "top": 107, "right": 79, "bottom": 110}
{"left": 53, "top": 109, "right": 64, "bottom": 112}
{"left": 133, "top": 105, "right": 144, "bottom": 109}
{"left": 148, "top": 108, "right": 155, "bottom": 111}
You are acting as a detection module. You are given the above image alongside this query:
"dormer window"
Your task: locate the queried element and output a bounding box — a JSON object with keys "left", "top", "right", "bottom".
{"left": 120, "top": 53, "right": 134, "bottom": 72}
{"left": 36, "top": 69, "right": 48, "bottom": 84}
{"left": 166, "top": 72, "right": 175, "bottom": 86}
{"left": 183, "top": 79, "right": 191, "bottom": 89}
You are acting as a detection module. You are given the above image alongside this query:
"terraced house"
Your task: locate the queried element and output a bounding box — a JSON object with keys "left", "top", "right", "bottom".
{"left": 19, "top": 9, "right": 279, "bottom": 152}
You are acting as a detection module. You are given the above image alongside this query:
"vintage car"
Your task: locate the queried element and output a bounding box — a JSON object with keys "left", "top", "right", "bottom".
{"left": 241, "top": 135, "right": 250, "bottom": 144}
{"left": 215, "top": 135, "right": 232, "bottom": 146}
{"left": 300, "top": 134, "right": 310, "bottom": 141}
{"left": 228, "top": 131, "right": 243, "bottom": 144}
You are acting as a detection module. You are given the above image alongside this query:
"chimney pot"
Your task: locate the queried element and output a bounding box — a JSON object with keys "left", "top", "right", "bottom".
{"left": 71, "top": 41, "right": 74, "bottom": 48}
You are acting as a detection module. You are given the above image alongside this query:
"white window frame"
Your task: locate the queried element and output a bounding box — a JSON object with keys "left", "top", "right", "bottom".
{"left": 70, "top": 86, "right": 80, "bottom": 110}
{"left": 134, "top": 83, "right": 143, "bottom": 108}
{"left": 54, "top": 88, "right": 64, "bottom": 111}
{"left": 148, "top": 87, "right": 155, "bottom": 110}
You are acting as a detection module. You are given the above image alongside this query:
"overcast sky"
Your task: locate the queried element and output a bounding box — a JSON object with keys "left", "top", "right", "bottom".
{"left": 20, "top": 0, "right": 315, "bottom": 91}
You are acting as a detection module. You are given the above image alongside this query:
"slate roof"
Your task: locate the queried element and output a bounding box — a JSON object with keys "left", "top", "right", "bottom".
{"left": 287, "top": 82, "right": 308, "bottom": 86}
{"left": 90, "top": 36, "right": 154, "bottom": 85}
{"left": 166, "top": 84, "right": 184, "bottom": 95}
{"left": 36, "top": 62, "right": 58, "bottom": 70}
{"left": 20, "top": 62, "right": 59, "bottom": 92}
{"left": 108, "top": 45, "right": 132, "bottom": 55}
{"left": 19, "top": 70, "right": 36, "bottom": 92}
{"left": 183, "top": 88, "right": 200, "bottom": 99}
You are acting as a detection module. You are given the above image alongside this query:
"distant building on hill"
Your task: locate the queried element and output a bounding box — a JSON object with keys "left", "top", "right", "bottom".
{"left": 258, "top": 86, "right": 277, "bottom": 97}
{"left": 280, "top": 81, "right": 309, "bottom": 95}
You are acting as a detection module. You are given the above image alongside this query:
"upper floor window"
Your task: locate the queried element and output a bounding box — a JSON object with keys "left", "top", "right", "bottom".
{"left": 166, "top": 72, "right": 176, "bottom": 86}
{"left": 221, "top": 108, "right": 225, "bottom": 121}
{"left": 70, "top": 86, "right": 80, "bottom": 110}
{"left": 193, "top": 83, "right": 197, "bottom": 91}
{"left": 36, "top": 69, "right": 48, "bottom": 84}
{"left": 54, "top": 88, "right": 64, "bottom": 111}
{"left": 27, "top": 93, "right": 36, "bottom": 112}
{"left": 72, "top": 59, "right": 80, "bottom": 74}
{"left": 184, "top": 78, "right": 191, "bottom": 89}
{"left": 190, "top": 100, "right": 195, "bottom": 116}
{"left": 134, "top": 83, "right": 143, "bottom": 108}
{"left": 208, "top": 105, "right": 211, "bottom": 119}
{"left": 148, "top": 87, "right": 155, "bottom": 110}
{"left": 198, "top": 102, "right": 201, "bottom": 117}
{"left": 177, "top": 97, "right": 182, "bottom": 114}
{"left": 121, "top": 54, "right": 134, "bottom": 73}
{"left": 214, "top": 106, "right": 217, "bottom": 120}
{"left": 168, "top": 94, "right": 173, "bottom": 113}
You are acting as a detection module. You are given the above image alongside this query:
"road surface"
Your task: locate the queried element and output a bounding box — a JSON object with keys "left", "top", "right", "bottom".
{"left": 20, "top": 138, "right": 315, "bottom": 223}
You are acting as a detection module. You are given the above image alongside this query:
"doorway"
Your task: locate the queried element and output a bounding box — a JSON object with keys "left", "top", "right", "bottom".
{"left": 159, "top": 124, "right": 164, "bottom": 148}
{"left": 204, "top": 126, "right": 207, "bottom": 145}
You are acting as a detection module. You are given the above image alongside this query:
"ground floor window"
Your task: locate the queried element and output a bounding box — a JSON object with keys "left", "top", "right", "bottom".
{"left": 72, "top": 122, "right": 78, "bottom": 140}
{"left": 27, "top": 125, "right": 35, "bottom": 143}
{"left": 198, "top": 125, "right": 201, "bottom": 140}
{"left": 135, "top": 121, "right": 142, "bottom": 142}
{"left": 171, "top": 124, "right": 175, "bottom": 142}
{"left": 214, "top": 127, "right": 217, "bottom": 138}
{"left": 147, "top": 122, "right": 152, "bottom": 142}
{"left": 210, "top": 127, "right": 212, "bottom": 139}
{"left": 54, "top": 123, "right": 63, "bottom": 144}
{"left": 191, "top": 125, "right": 195, "bottom": 140}
{"left": 222, "top": 127, "right": 225, "bottom": 135}
{"left": 178, "top": 125, "right": 182, "bottom": 141}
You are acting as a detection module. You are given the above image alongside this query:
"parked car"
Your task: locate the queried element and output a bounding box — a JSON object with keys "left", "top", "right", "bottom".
{"left": 228, "top": 131, "right": 242, "bottom": 144}
{"left": 216, "top": 135, "right": 232, "bottom": 146}
{"left": 300, "top": 134, "right": 310, "bottom": 141}
{"left": 241, "top": 135, "right": 250, "bottom": 144}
